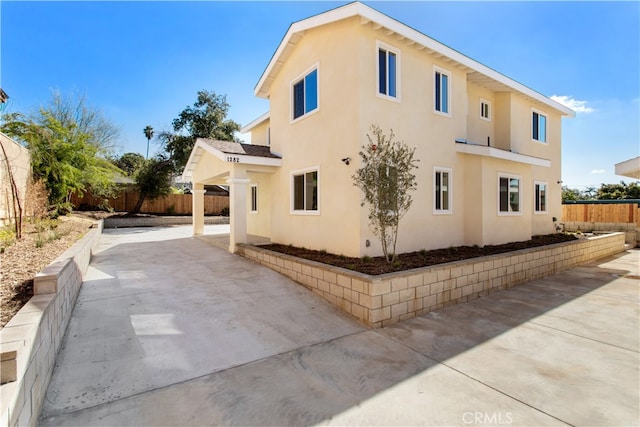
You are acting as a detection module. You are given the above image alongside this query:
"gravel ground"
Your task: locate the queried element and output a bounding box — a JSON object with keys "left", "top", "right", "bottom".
{"left": 0, "top": 215, "right": 95, "bottom": 328}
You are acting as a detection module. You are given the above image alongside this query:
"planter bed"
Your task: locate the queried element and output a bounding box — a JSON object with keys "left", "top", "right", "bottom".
{"left": 239, "top": 232, "right": 626, "bottom": 328}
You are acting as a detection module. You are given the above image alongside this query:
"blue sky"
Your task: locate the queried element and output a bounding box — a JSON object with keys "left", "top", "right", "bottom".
{"left": 1, "top": 1, "right": 638, "bottom": 189}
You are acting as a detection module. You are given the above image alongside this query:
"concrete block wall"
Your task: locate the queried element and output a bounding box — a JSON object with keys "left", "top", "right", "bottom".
{"left": 0, "top": 220, "right": 103, "bottom": 427}
{"left": 562, "top": 221, "right": 639, "bottom": 247}
{"left": 239, "top": 233, "right": 626, "bottom": 328}
{"left": 104, "top": 215, "right": 228, "bottom": 229}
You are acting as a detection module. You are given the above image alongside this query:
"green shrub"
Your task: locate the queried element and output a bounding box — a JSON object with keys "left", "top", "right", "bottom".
{"left": 0, "top": 227, "right": 16, "bottom": 251}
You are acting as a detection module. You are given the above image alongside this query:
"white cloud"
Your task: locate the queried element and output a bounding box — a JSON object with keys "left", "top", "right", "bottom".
{"left": 590, "top": 169, "right": 606, "bottom": 174}
{"left": 550, "top": 95, "right": 595, "bottom": 113}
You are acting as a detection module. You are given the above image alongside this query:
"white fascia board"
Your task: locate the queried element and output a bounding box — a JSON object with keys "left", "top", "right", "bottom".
{"left": 456, "top": 143, "right": 551, "bottom": 168}
{"left": 614, "top": 156, "right": 640, "bottom": 179}
{"left": 197, "top": 139, "right": 282, "bottom": 168}
{"left": 254, "top": 2, "right": 575, "bottom": 117}
{"left": 240, "top": 111, "right": 270, "bottom": 134}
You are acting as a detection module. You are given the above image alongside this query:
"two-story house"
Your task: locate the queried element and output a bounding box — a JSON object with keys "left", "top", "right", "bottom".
{"left": 183, "top": 2, "right": 575, "bottom": 256}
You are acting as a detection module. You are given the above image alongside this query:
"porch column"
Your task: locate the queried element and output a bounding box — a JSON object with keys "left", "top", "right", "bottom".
{"left": 192, "top": 183, "right": 205, "bottom": 236}
{"left": 227, "top": 173, "right": 249, "bottom": 253}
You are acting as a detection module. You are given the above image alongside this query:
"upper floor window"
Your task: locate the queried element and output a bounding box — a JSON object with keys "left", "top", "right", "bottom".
{"left": 292, "top": 168, "right": 318, "bottom": 213}
{"left": 377, "top": 42, "right": 399, "bottom": 100}
{"left": 250, "top": 184, "right": 258, "bottom": 213}
{"left": 434, "top": 167, "right": 452, "bottom": 214}
{"left": 434, "top": 67, "right": 450, "bottom": 115}
{"left": 292, "top": 67, "right": 318, "bottom": 121}
{"left": 534, "top": 181, "right": 547, "bottom": 213}
{"left": 498, "top": 174, "right": 521, "bottom": 215}
{"left": 532, "top": 110, "right": 547, "bottom": 142}
{"left": 480, "top": 98, "right": 491, "bottom": 121}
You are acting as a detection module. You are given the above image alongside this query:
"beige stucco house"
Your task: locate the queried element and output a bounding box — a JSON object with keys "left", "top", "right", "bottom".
{"left": 183, "top": 2, "right": 575, "bottom": 256}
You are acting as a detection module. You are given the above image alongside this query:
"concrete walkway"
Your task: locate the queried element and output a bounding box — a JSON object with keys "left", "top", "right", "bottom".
{"left": 39, "top": 227, "right": 639, "bottom": 426}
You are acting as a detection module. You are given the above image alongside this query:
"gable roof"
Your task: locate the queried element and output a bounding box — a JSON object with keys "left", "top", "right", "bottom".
{"left": 254, "top": 1, "right": 575, "bottom": 117}
{"left": 182, "top": 138, "right": 281, "bottom": 181}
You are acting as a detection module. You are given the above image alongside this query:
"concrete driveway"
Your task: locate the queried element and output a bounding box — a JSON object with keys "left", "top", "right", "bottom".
{"left": 39, "top": 226, "right": 639, "bottom": 426}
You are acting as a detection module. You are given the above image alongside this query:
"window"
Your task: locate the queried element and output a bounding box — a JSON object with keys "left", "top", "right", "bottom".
{"left": 534, "top": 182, "right": 547, "bottom": 213}
{"left": 434, "top": 67, "right": 450, "bottom": 115}
{"left": 480, "top": 99, "right": 491, "bottom": 121}
{"left": 250, "top": 184, "right": 258, "bottom": 213}
{"left": 498, "top": 174, "right": 521, "bottom": 214}
{"left": 292, "top": 169, "right": 318, "bottom": 212}
{"left": 292, "top": 68, "right": 318, "bottom": 120}
{"left": 532, "top": 110, "right": 547, "bottom": 142}
{"left": 377, "top": 43, "right": 399, "bottom": 99}
{"left": 434, "top": 167, "right": 452, "bottom": 214}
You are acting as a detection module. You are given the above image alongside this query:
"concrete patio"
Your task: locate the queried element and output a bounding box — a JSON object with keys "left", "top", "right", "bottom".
{"left": 39, "top": 226, "right": 639, "bottom": 426}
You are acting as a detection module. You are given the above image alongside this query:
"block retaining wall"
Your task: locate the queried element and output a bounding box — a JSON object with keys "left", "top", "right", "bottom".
{"left": 239, "top": 233, "right": 626, "bottom": 328}
{"left": 562, "top": 221, "right": 639, "bottom": 247}
{"left": 0, "top": 220, "right": 103, "bottom": 427}
{"left": 104, "top": 215, "right": 228, "bottom": 228}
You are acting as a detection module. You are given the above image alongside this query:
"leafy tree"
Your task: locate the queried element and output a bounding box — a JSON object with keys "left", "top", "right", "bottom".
{"left": 130, "top": 155, "right": 174, "bottom": 214}
{"left": 596, "top": 181, "right": 640, "bottom": 200}
{"left": 352, "top": 125, "right": 418, "bottom": 263}
{"left": 561, "top": 186, "right": 586, "bottom": 202}
{"left": 46, "top": 90, "right": 120, "bottom": 154}
{"left": 161, "top": 90, "right": 240, "bottom": 171}
{"left": 1, "top": 94, "right": 122, "bottom": 215}
{"left": 112, "top": 152, "right": 145, "bottom": 176}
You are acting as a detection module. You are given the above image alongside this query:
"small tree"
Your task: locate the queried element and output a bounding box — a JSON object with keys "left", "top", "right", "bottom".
{"left": 352, "top": 125, "right": 418, "bottom": 263}
{"left": 130, "top": 155, "right": 174, "bottom": 214}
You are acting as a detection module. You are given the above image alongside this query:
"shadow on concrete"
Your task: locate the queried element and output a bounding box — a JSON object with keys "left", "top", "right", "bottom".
{"left": 39, "top": 228, "right": 639, "bottom": 426}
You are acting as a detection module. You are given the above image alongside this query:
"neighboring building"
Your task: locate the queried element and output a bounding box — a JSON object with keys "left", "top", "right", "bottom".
{"left": 615, "top": 157, "right": 640, "bottom": 180}
{"left": 0, "top": 132, "right": 31, "bottom": 226}
{"left": 184, "top": 2, "right": 575, "bottom": 256}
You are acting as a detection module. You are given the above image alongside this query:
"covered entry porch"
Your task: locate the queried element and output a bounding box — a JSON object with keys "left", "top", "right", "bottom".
{"left": 182, "top": 138, "right": 281, "bottom": 252}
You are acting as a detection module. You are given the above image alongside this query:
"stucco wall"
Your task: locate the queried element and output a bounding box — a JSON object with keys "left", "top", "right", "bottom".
{"left": 257, "top": 16, "right": 568, "bottom": 258}
{"left": 268, "top": 17, "right": 364, "bottom": 256}
{"left": 0, "top": 133, "right": 30, "bottom": 226}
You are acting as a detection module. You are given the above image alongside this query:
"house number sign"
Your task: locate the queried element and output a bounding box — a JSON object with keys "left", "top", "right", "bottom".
{"left": 226, "top": 156, "right": 240, "bottom": 163}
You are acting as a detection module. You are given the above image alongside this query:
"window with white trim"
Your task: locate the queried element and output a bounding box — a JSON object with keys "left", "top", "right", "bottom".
{"left": 532, "top": 110, "right": 547, "bottom": 142}
{"left": 434, "top": 67, "right": 450, "bottom": 115}
{"left": 292, "top": 169, "right": 318, "bottom": 212}
{"left": 250, "top": 184, "right": 258, "bottom": 213}
{"left": 292, "top": 68, "right": 318, "bottom": 120}
{"left": 534, "top": 181, "right": 547, "bottom": 213}
{"left": 480, "top": 99, "right": 491, "bottom": 121}
{"left": 498, "top": 174, "right": 521, "bottom": 214}
{"left": 377, "top": 43, "right": 399, "bottom": 99}
{"left": 434, "top": 167, "right": 452, "bottom": 214}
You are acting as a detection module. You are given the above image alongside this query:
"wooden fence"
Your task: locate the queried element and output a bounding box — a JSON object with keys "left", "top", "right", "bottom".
{"left": 71, "top": 191, "right": 229, "bottom": 215}
{"left": 562, "top": 203, "right": 640, "bottom": 226}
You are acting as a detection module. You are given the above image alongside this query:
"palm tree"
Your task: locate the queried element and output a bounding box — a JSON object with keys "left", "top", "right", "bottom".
{"left": 143, "top": 125, "right": 154, "bottom": 159}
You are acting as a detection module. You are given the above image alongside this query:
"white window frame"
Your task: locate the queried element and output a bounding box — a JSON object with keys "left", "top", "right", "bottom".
{"left": 433, "top": 166, "right": 453, "bottom": 215}
{"left": 434, "top": 65, "right": 452, "bottom": 117}
{"left": 480, "top": 98, "right": 491, "bottom": 121}
{"left": 250, "top": 184, "right": 258, "bottom": 214}
{"left": 376, "top": 41, "right": 401, "bottom": 103}
{"left": 534, "top": 181, "right": 548, "bottom": 214}
{"left": 531, "top": 108, "right": 548, "bottom": 144}
{"left": 290, "top": 166, "right": 320, "bottom": 215}
{"left": 497, "top": 173, "right": 522, "bottom": 216}
{"left": 290, "top": 63, "right": 320, "bottom": 124}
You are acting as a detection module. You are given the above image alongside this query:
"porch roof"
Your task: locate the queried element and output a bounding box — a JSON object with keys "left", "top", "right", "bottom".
{"left": 182, "top": 138, "right": 281, "bottom": 181}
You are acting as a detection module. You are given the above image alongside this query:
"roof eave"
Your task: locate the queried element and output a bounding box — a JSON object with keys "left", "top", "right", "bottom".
{"left": 253, "top": 1, "right": 575, "bottom": 117}
{"left": 240, "top": 111, "right": 270, "bottom": 134}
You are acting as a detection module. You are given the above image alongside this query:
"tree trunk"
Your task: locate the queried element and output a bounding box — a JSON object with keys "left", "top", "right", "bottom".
{"left": 0, "top": 139, "right": 23, "bottom": 239}
{"left": 130, "top": 191, "right": 147, "bottom": 214}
